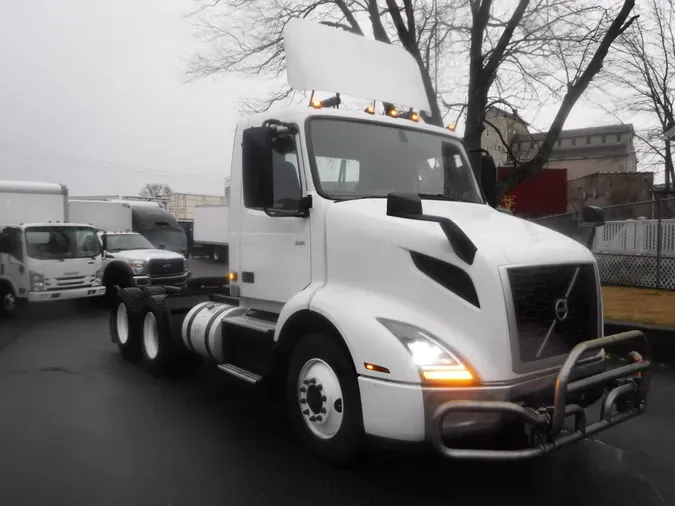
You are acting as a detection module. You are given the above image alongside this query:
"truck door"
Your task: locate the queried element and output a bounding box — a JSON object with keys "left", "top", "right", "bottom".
{"left": 238, "top": 132, "right": 311, "bottom": 304}
{"left": 0, "top": 227, "right": 27, "bottom": 294}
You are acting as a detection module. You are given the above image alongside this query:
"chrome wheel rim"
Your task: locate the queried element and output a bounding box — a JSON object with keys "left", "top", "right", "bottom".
{"left": 143, "top": 312, "right": 159, "bottom": 360}
{"left": 297, "top": 358, "right": 344, "bottom": 439}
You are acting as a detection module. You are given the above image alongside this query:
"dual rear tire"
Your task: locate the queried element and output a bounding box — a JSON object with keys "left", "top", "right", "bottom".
{"left": 110, "top": 287, "right": 198, "bottom": 376}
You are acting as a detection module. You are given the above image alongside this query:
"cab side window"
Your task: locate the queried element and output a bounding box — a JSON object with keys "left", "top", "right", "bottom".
{"left": 271, "top": 140, "right": 302, "bottom": 210}
{"left": 2, "top": 227, "right": 23, "bottom": 261}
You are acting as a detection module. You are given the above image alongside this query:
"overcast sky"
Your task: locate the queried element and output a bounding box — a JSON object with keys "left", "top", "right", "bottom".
{"left": 0, "top": 0, "right": 643, "bottom": 197}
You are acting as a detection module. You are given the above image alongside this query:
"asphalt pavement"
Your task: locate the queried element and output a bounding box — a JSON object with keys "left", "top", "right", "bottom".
{"left": 1, "top": 259, "right": 674, "bottom": 506}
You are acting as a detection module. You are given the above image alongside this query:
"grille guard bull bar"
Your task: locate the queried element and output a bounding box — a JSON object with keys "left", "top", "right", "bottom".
{"left": 430, "top": 330, "right": 652, "bottom": 461}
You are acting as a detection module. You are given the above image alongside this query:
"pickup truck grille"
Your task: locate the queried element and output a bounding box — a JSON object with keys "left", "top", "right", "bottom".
{"left": 148, "top": 258, "right": 184, "bottom": 276}
{"left": 507, "top": 263, "right": 599, "bottom": 364}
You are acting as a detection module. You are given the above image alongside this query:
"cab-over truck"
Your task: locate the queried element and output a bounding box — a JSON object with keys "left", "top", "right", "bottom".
{"left": 108, "top": 19, "right": 652, "bottom": 465}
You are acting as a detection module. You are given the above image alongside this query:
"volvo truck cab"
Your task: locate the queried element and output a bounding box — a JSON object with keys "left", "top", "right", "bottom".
{"left": 108, "top": 19, "right": 651, "bottom": 465}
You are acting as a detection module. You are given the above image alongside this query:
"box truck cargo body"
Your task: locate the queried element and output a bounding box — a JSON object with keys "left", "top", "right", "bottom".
{"left": 192, "top": 204, "right": 229, "bottom": 263}
{"left": 69, "top": 200, "right": 133, "bottom": 232}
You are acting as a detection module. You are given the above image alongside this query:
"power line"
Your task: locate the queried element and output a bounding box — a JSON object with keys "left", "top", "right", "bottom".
{"left": 0, "top": 140, "right": 226, "bottom": 182}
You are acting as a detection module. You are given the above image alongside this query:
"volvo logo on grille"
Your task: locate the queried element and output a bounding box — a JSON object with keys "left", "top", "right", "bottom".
{"left": 554, "top": 298, "right": 569, "bottom": 321}
{"left": 162, "top": 264, "right": 172, "bottom": 268}
{"left": 535, "top": 267, "right": 582, "bottom": 359}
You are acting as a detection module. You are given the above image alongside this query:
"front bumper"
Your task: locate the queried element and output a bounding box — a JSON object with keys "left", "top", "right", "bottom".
{"left": 133, "top": 271, "right": 191, "bottom": 287}
{"left": 28, "top": 286, "right": 107, "bottom": 302}
{"left": 429, "top": 330, "right": 651, "bottom": 461}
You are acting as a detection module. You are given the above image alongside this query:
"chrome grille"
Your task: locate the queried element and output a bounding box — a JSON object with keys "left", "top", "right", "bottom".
{"left": 46, "top": 275, "right": 95, "bottom": 291}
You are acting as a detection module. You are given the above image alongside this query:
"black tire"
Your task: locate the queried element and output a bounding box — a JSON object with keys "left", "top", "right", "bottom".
{"left": 104, "top": 272, "right": 133, "bottom": 307}
{"left": 110, "top": 287, "right": 145, "bottom": 360}
{"left": 286, "top": 333, "right": 364, "bottom": 467}
{"left": 0, "top": 284, "right": 21, "bottom": 318}
{"left": 139, "top": 294, "right": 179, "bottom": 377}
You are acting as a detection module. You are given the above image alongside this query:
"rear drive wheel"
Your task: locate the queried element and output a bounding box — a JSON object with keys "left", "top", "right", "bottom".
{"left": 140, "top": 295, "right": 179, "bottom": 377}
{"left": 286, "top": 333, "right": 364, "bottom": 467}
{"left": 110, "top": 287, "right": 145, "bottom": 360}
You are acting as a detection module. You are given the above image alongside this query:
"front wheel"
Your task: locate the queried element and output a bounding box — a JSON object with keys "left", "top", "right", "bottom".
{"left": 0, "top": 285, "right": 23, "bottom": 318}
{"left": 286, "top": 333, "right": 364, "bottom": 467}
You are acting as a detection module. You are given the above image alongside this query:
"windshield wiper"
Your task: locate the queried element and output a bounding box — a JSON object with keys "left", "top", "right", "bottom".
{"left": 334, "top": 195, "right": 387, "bottom": 203}
{"left": 417, "top": 193, "right": 474, "bottom": 203}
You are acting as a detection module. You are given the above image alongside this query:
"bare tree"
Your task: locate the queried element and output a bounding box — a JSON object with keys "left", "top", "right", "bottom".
{"left": 187, "top": 0, "right": 637, "bottom": 191}
{"left": 604, "top": 0, "right": 674, "bottom": 191}
{"left": 139, "top": 183, "right": 173, "bottom": 198}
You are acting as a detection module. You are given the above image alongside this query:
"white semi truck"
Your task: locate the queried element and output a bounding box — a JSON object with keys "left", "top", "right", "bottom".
{"left": 68, "top": 200, "right": 191, "bottom": 300}
{"left": 0, "top": 180, "right": 106, "bottom": 317}
{"left": 108, "top": 19, "right": 651, "bottom": 465}
{"left": 192, "top": 204, "right": 229, "bottom": 263}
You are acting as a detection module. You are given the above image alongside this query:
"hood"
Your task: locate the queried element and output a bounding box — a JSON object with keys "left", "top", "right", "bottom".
{"left": 111, "top": 249, "right": 185, "bottom": 262}
{"left": 327, "top": 198, "right": 593, "bottom": 266}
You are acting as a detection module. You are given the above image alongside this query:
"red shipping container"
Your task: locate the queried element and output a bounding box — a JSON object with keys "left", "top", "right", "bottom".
{"left": 497, "top": 167, "right": 567, "bottom": 217}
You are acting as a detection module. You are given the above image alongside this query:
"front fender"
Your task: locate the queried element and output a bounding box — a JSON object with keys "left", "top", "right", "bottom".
{"left": 104, "top": 260, "right": 134, "bottom": 279}
{"left": 307, "top": 286, "right": 431, "bottom": 384}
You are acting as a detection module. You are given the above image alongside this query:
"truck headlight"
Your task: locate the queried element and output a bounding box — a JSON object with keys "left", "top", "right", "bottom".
{"left": 184, "top": 259, "right": 189, "bottom": 272}
{"left": 376, "top": 318, "right": 474, "bottom": 384}
{"left": 93, "top": 267, "right": 104, "bottom": 286}
{"left": 29, "top": 271, "right": 46, "bottom": 292}
{"left": 127, "top": 260, "right": 147, "bottom": 275}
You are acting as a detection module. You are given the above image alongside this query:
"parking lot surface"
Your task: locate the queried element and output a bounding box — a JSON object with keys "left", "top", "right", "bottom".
{"left": 0, "top": 259, "right": 674, "bottom": 506}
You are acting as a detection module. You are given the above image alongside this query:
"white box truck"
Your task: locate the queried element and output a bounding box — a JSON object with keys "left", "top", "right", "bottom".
{"left": 192, "top": 204, "right": 229, "bottom": 263}
{"left": 0, "top": 180, "right": 106, "bottom": 316}
{"left": 68, "top": 200, "right": 191, "bottom": 299}
{"left": 107, "top": 19, "right": 651, "bottom": 466}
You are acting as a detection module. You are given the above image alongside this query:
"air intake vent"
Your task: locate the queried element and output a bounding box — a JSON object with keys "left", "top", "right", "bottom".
{"left": 410, "top": 252, "right": 479, "bottom": 308}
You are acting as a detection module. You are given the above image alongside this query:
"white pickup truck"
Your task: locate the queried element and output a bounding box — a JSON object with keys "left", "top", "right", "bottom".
{"left": 107, "top": 19, "right": 651, "bottom": 465}
{"left": 101, "top": 232, "right": 190, "bottom": 294}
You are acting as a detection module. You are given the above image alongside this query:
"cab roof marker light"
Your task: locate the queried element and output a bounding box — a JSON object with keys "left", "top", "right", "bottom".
{"left": 447, "top": 124, "right": 456, "bottom": 132}
{"left": 386, "top": 105, "right": 399, "bottom": 118}
{"left": 364, "top": 104, "right": 376, "bottom": 115}
{"left": 311, "top": 94, "right": 342, "bottom": 109}
{"left": 400, "top": 109, "right": 420, "bottom": 122}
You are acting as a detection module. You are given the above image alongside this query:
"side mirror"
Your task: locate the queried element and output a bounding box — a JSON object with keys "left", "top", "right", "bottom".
{"left": 242, "top": 126, "right": 275, "bottom": 209}
{"left": 582, "top": 205, "right": 605, "bottom": 225}
{"left": 386, "top": 192, "right": 423, "bottom": 218}
{"left": 0, "top": 233, "right": 10, "bottom": 254}
{"left": 480, "top": 154, "right": 498, "bottom": 208}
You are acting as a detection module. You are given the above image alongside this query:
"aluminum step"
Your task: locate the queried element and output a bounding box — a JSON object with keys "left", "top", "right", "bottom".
{"left": 217, "top": 363, "right": 262, "bottom": 384}
{"left": 224, "top": 314, "right": 276, "bottom": 334}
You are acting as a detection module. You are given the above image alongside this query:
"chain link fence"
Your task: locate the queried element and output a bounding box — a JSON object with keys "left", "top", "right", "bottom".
{"left": 533, "top": 196, "right": 675, "bottom": 291}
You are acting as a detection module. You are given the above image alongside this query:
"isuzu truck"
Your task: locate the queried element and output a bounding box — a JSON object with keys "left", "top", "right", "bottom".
{"left": 0, "top": 180, "right": 106, "bottom": 317}
{"left": 108, "top": 19, "right": 651, "bottom": 465}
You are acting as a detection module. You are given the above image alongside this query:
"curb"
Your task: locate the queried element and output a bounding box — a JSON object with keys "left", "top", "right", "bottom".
{"left": 605, "top": 320, "right": 675, "bottom": 363}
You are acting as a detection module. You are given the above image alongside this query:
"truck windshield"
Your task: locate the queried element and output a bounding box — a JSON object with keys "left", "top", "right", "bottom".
{"left": 106, "top": 234, "right": 155, "bottom": 252}
{"left": 25, "top": 226, "right": 101, "bottom": 260}
{"left": 142, "top": 228, "right": 187, "bottom": 253}
{"left": 306, "top": 118, "right": 484, "bottom": 203}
